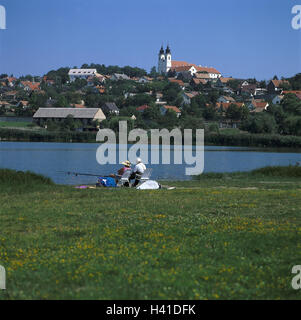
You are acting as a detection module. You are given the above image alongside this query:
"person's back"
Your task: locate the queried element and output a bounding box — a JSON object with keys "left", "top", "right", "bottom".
{"left": 131, "top": 158, "right": 146, "bottom": 187}
{"left": 134, "top": 161, "right": 146, "bottom": 175}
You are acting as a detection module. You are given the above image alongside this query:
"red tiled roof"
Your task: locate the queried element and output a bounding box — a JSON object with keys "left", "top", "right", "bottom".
{"left": 171, "top": 61, "right": 194, "bottom": 68}
{"left": 271, "top": 80, "right": 289, "bottom": 88}
{"left": 169, "top": 78, "right": 185, "bottom": 86}
{"left": 72, "top": 104, "right": 86, "bottom": 108}
{"left": 7, "top": 77, "right": 17, "bottom": 82}
{"left": 195, "top": 66, "right": 221, "bottom": 74}
{"left": 172, "top": 65, "right": 195, "bottom": 72}
{"left": 21, "top": 81, "right": 41, "bottom": 91}
{"left": 163, "top": 105, "right": 181, "bottom": 113}
{"left": 184, "top": 91, "right": 199, "bottom": 99}
{"left": 216, "top": 102, "right": 244, "bottom": 110}
{"left": 195, "top": 73, "right": 211, "bottom": 79}
{"left": 219, "top": 77, "right": 233, "bottom": 83}
{"left": 136, "top": 105, "right": 150, "bottom": 111}
{"left": 282, "top": 90, "right": 301, "bottom": 95}
{"left": 192, "top": 78, "right": 207, "bottom": 85}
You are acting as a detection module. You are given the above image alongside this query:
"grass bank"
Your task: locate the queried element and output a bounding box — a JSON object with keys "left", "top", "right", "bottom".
{"left": 0, "top": 167, "right": 301, "bottom": 299}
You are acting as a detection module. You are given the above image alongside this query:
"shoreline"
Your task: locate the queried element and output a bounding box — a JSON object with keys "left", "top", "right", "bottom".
{"left": 1, "top": 127, "right": 301, "bottom": 148}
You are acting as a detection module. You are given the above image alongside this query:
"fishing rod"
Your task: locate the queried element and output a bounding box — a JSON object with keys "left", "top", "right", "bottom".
{"left": 58, "top": 171, "right": 111, "bottom": 178}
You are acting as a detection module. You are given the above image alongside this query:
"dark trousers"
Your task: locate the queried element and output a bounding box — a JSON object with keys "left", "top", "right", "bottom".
{"left": 129, "top": 172, "right": 140, "bottom": 187}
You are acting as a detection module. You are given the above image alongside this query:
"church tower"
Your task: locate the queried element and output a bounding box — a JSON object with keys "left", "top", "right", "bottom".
{"left": 165, "top": 45, "right": 172, "bottom": 72}
{"left": 158, "top": 45, "right": 172, "bottom": 74}
{"left": 158, "top": 45, "right": 165, "bottom": 74}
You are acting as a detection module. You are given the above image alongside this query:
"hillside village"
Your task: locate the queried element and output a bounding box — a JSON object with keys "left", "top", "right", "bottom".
{"left": 1, "top": 46, "right": 301, "bottom": 136}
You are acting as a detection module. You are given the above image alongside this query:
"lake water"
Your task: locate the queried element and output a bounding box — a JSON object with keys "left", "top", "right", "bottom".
{"left": 0, "top": 142, "right": 301, "bottom": 185}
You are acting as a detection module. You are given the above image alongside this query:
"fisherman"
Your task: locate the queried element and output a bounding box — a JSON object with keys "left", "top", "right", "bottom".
{"left": 130, "top": 157, "right": 146, "bottom": 187}
{"left": 117, "top": 160, "right": 132, "bottom": 176}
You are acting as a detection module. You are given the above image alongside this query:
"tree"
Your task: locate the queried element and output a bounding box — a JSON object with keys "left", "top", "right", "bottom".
{"left": 241, "top": 113, "right": 277, "bottom": 134}
{"left": 226, "top": 104, "right": 243, "bottom": 120}
{"left": 54, "top": 95, "right": 69, "bottom": 108}
{"left": 227, "top": 79, "right": 240, "bottom": 91}
{"left": 0, "top": 105, "right": 6, "bottom": 115}
{"left": 281, "top": 94, "right": 301, "bottom": 116}
{"left": 202, "top": 105, "right": 218, "bottom": 121}
{"left": 149, "top": 66, "right": 158, "bottom": 78}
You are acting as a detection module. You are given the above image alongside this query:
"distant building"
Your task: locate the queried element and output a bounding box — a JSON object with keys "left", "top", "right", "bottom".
{"left": 136, "top": 105, "right": 151, "bottom": 112}
{"left": 248, "top": 100, "right": 269, "bottom": 112}
{"left": 160, "top": 105, "right": 181, "bottom": 118}
{"left": 217, "top": 96, "right": 236, "bottom": 104}
{"left": 267, "top": 80, "right": 290, "bottom": 94}
{"left": 182, "top": 91, "right": 199, "bottom": 105}
{"left": 33, "top": 108, "right": 106, "bottom": 127}
{"left": 157, "top": 45, "right": 221, "bottom": 78}
{"left": 111, "top": 73, "right": 131, "bottom": 81}
{"left": 19, "top": 81, "right": 41, "bottom": 92}
{"left": 138, "top": 76, "right": 153, "bottom": 83}
{"left": 68, "top": 69, "right": 98, "bottom": 82}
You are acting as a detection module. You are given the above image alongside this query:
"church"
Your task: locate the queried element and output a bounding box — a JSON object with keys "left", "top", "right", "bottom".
{"left": 157, "top": 45, "right": 222, "bottom": 79}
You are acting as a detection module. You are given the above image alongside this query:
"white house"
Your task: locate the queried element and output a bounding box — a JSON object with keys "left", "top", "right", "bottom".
{"left": 68, "top": 69, "right": 98, "bottom": 82}
{"left": 111, "top": 73, "right": 131, "bottom": 81}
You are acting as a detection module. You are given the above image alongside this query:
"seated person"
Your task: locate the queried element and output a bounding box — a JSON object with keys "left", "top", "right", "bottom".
{"left": 116, "top": 160, "right": 132, "bottom": 187}
{"left": 129, "top": 158, "right": 146, "bottom": 187}
{"left": 117, "top": 160, "right": 132, "bottom": 176}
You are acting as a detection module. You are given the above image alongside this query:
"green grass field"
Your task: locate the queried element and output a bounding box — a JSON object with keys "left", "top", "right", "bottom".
{"left": 0, "top": 121, "right": 39, "bottom": 129}
{"left": 0, "top": 168, "right": 301, "bottom": 300}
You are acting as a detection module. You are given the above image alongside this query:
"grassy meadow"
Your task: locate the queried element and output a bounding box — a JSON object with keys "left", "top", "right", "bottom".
{"left": 0, "top": 168, "right": 301, "bottom": 300}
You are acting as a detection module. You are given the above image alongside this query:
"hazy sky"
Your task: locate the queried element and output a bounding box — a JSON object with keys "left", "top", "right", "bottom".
{"left": 0, "top": 0, "right": 300, "bottom": 80}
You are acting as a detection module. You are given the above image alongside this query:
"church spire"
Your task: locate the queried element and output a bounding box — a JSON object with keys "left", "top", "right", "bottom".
{"left": 159, "top": 45, "right": 164, "bottom": 55}
{"left": 165, "top": 45, "right": 171, "bottom": 54}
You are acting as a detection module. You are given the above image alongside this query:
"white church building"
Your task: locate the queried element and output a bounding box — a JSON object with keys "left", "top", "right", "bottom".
{"left": 157, "top": 45, "right": 222, "bottom": 79}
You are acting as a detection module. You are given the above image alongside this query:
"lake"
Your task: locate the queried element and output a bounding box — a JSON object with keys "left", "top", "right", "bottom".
{"left": 0, "top": 141, "right": 301, "bottom": 185}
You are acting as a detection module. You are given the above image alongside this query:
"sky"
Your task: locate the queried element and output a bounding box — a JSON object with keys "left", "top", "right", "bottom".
{"left": 0, "top": 0, "right": 300, "bottom": 80}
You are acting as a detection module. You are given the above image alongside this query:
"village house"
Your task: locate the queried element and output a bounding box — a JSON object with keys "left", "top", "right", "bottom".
{"left": 182, "top": 91, "right": 199, "bottom": 105}
{"left": 248, "top": 100, "right": 269, "bottom": 112}
{"left": 136, "top": 105, "right": 151, "bottom": 112}
{"left": 157, "top": 45, "right": 222, "bottom": 79}
{"left": 19, "top": 81, "right": 41, "bottom": 92}
{"left": 6, "top": 77, "right": 17, "bottom": 87}
{"left": 216, "top": 102, "right": 245, "bottom": 114}
{"left": 110, "top": 73, "right": 131, "bottom": 81}
{"left": 3, "top": 91, "right": 18, "bottom": 101}
{"left": 68, "top": 69, "right": 98, "bottom": 82}
{"left": 194, "top": 72, "right": 212, "bottom": 81}
{"left": 168, "top": 78, "right": 185, "bottom": 88}
{"left": 216, "top": 77, "right": 234, "bottom": 87}
{"left": 217, "top": 96, "right": 236, "bottom": 104}
{"left": 191, "top": 78, "right": 208, "bottom": 86}
{"left": 160, "top": 105, "right": 181, "bottom": 118}
{"left": 267, "top": 79, "right": 290, "bottom": 94}
{"left": 42, "top": 76, "right": 55, "bottom": 86}
{"left": 138, "top": 76, "right": 153, "bottom": 83}
{"left": 239, "top": 84, "right": 257, "bottom": 96}
{"left": 33, "top": 108, "right": 106, "bottom": 127}
{"left": 16, "top": 100, "right": 29, "bottom": 108}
